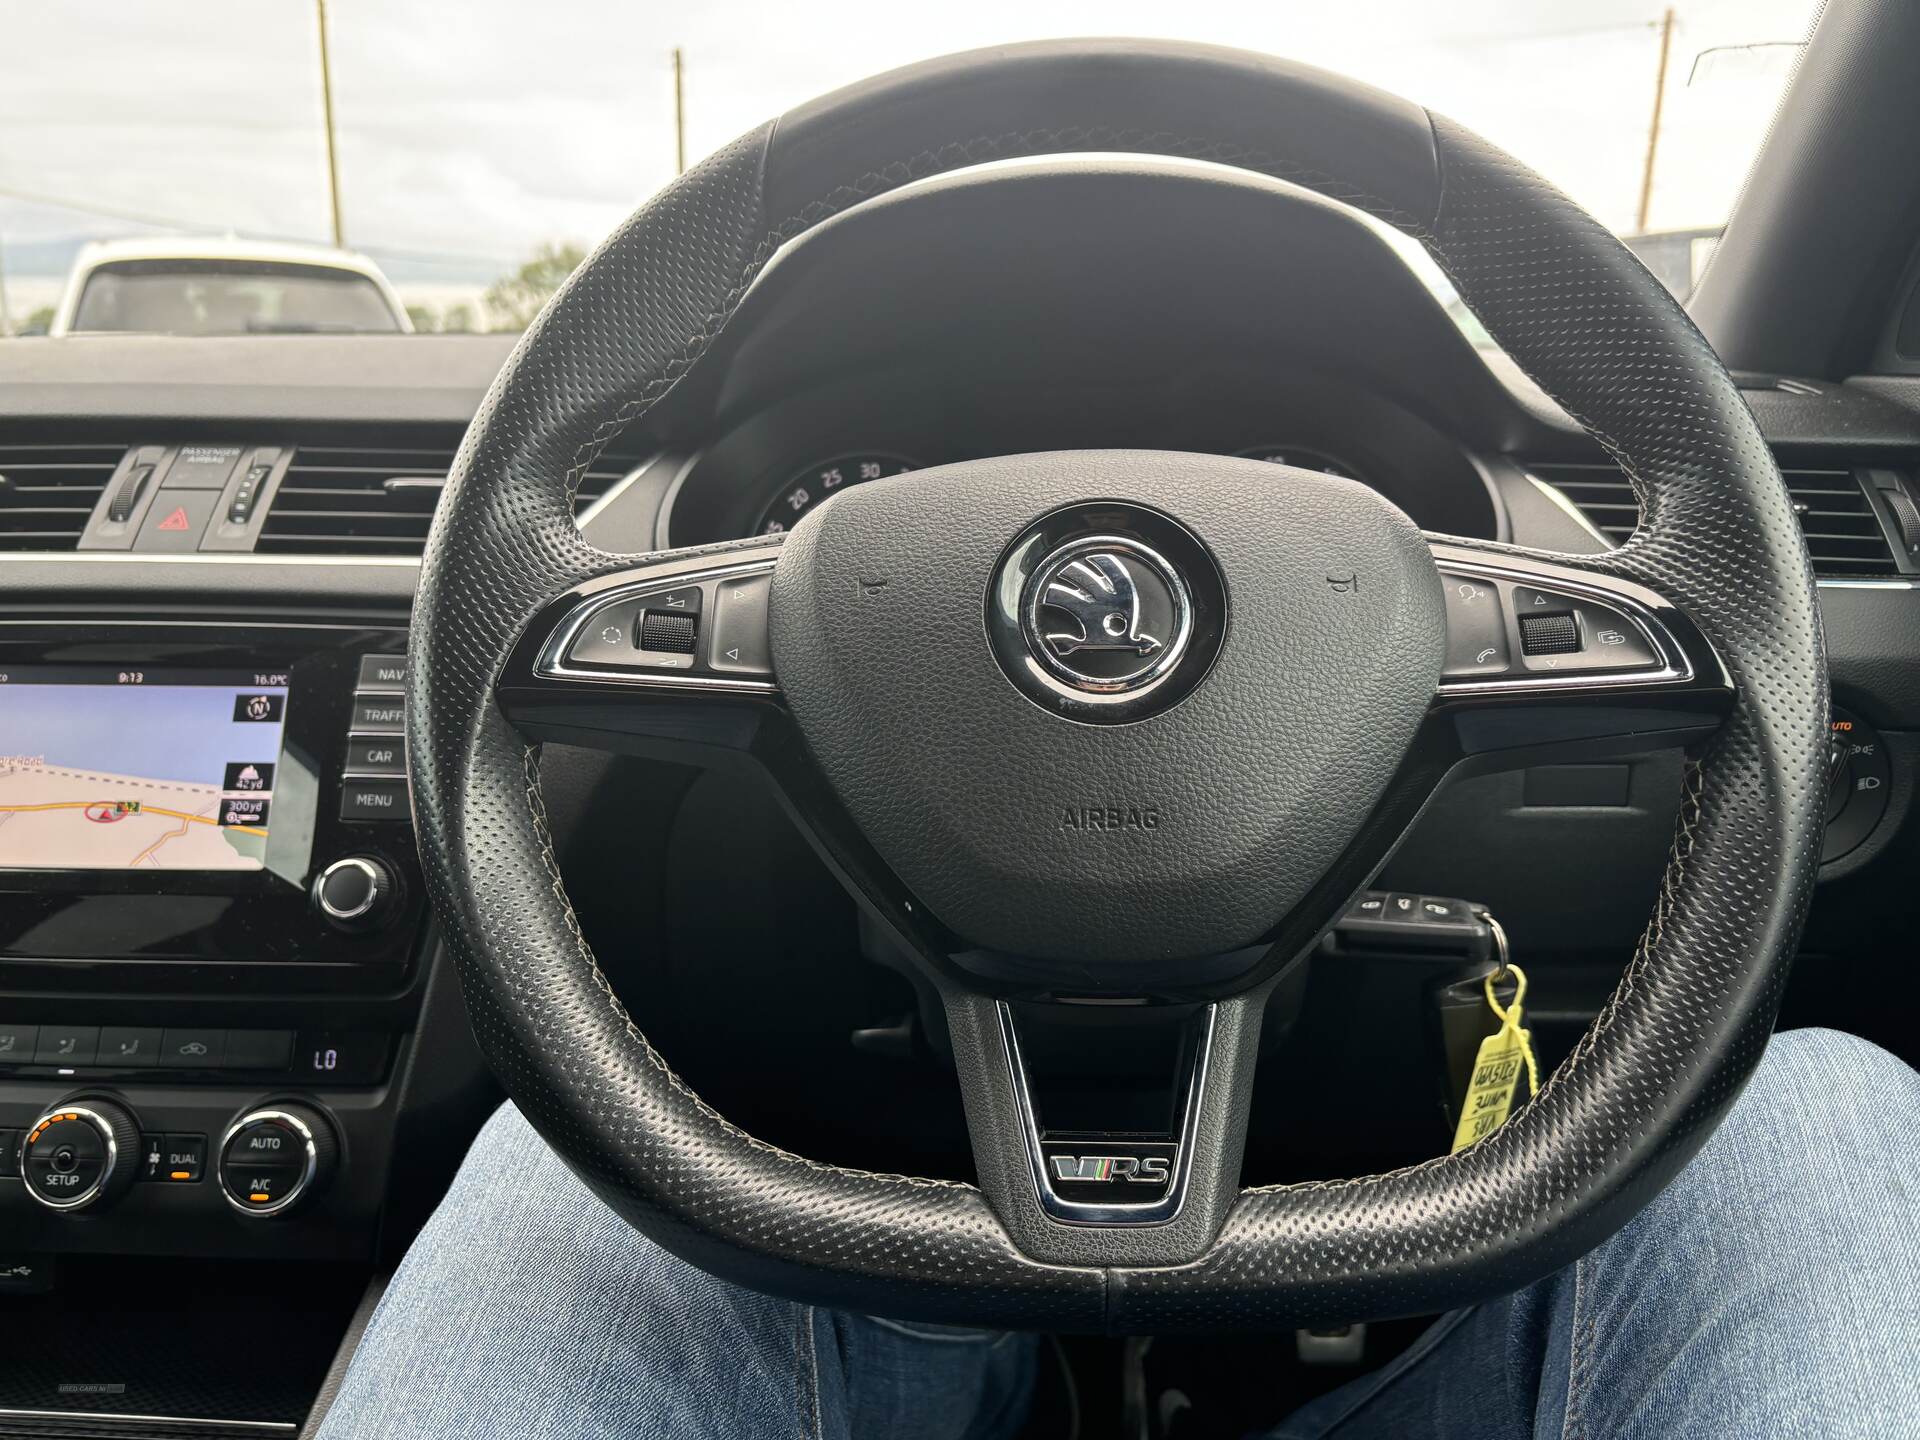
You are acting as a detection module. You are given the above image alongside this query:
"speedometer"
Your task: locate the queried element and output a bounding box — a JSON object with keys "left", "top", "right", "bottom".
{"left": 1235, "top": 445, "right": 1365, "bottom": 481}
{"left": 754, "top": 453, "right": 920, "bottom": 535}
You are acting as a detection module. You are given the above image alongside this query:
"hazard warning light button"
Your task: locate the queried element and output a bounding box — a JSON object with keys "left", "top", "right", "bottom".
{"left": 135, "top": 491, "right": 217, "bottom": 552}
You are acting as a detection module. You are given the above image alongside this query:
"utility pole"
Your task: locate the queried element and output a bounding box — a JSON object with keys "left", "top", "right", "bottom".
{"left": 316, "top": 0, "right": 346, "bottom": 246}
{"left": 0, "top": 230, "right": 13, "bottom": 338}
{"left": 672, "top": 48, "right": 687, "bottom": 175}
{"left": 1636, "top": 7, "right": 1676, "bottom": 233}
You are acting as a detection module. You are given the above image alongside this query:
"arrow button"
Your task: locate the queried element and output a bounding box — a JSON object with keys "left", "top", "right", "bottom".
{"left": 707, "top": 574, "right": 773, "bottom": 677}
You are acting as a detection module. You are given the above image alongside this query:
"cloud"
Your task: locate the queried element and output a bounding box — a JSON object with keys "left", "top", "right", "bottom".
{"left": 2, "top": 0, "right": 1817, "bottom": 282}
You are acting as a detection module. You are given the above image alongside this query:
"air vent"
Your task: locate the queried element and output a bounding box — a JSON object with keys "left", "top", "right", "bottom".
{"left": 0, "top": 443, "right": 127, "bottom": 550}
{"left": 1531, "top": 461, "right": 1902, "bottom": 577}
{"left": 257, "top": 444, "right": 640, "bottom": 556}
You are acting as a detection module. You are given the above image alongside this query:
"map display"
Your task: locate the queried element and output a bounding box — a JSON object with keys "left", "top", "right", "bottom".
{"left": 0, "top": 668, "right": 290, "bottom": 871}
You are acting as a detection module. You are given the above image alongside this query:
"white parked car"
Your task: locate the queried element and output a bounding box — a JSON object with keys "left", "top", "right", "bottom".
{"left": 48, "top": 236, "right": 411, "bottom": 336}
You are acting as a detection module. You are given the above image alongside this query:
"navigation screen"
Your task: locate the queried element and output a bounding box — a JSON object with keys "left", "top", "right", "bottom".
{"left": 0, "top": 667, "right": 290, "bottom": 871}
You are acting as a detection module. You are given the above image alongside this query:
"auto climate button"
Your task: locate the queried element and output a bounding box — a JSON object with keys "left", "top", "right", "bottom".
{"left": 218, "top": 1104, "right": 338, "bottom": 1218}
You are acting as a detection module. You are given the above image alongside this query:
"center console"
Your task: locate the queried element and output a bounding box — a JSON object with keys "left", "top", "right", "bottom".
{"left": 0, "top": 619, "right": 454, "bottom": 1266}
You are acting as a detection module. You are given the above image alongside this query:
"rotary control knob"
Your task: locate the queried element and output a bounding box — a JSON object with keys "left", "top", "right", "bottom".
{"left": 311, "top": 856, "right": 398, "bottom": 931}
{"left": 19, "top": 1097, "right": 141, "bottom": 1212}
{"left": 218, "top": 1103, "right": 339, "bottom": 1218}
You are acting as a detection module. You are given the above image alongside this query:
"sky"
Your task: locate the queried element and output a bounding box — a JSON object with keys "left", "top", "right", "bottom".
{"left": 0, "top": 0, "right": 1819, "bottom": 323}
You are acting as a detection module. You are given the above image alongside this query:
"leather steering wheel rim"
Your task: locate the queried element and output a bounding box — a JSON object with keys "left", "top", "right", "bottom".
{"left": 408, "top": 39, "right": 1827, "bottom": 1332}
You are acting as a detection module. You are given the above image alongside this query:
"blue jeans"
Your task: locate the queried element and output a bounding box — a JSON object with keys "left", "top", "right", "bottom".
{"left": 319, "top": 1029, "right": 1920, "bottom": 1438}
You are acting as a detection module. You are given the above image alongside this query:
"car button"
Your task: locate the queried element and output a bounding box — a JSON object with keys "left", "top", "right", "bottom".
{"left": 343, "top": 736, "right": 407, "bottom": 776}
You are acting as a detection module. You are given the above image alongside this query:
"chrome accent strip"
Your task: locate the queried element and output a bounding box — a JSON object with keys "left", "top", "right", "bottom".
{"left": 1818, "top": 577, "right": 1920, "bottom": 590}
{"left": 535, "top": 558, "right": 780, "bottom": 694}
{"left": 219, "top": 1108, "right": 319, "bottom": 1219}
{"left": 0, "top": 1409, "right": 294, "bottom": 1432}
{"left": 1432, "top": 555, "right": 1694, "bottom": 698}
{"left": 997, "top": 1000, "right": 1214, "bottom": 1227}
{"left": 0, "top": 550, "right": 420, "bottom": 566}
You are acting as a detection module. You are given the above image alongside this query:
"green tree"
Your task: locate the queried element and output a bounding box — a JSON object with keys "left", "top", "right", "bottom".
{"left": 440, "top": 302, "right": 475, "bottom": 334}
{"left": 405, "top": 304, "right": 439, "bottom": 333}
{"left": 21, "top": 305, "right": 55, "bottom": 336}
{"left": 483, "top": 242, "right": 586, "bottom": 330}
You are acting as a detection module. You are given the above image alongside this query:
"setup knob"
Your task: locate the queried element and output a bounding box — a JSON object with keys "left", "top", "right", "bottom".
{"left": 219, "top": 1103, "right": 339, "bottom": 1218}
{"left": 19, "top": 1097, "right": 141, "bottom": 1212}
{"left": 312, "top": 856, "right": 397, "bottom": 931}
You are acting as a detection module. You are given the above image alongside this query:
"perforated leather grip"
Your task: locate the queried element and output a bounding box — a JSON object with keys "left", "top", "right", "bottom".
{"left": 408, "top": 39, "right": 1825, "bottom": 1331}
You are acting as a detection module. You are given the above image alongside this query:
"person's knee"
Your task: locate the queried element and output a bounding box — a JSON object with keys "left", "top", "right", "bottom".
{"left": 1643, "top": 1027, "right": 1917, "bottom": 1240}
{"left": 1718, "top": 1026, "right": 1917, "bottom": 1158}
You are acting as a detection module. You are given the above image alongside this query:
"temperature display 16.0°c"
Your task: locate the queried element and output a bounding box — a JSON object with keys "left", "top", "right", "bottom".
{"left": 754, "top": 453, "right": 920, "bottom": 535}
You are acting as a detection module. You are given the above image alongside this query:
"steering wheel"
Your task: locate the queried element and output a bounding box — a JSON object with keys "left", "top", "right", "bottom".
{"left": 407, "top": 40, "right": 1826, "bottom": 1331}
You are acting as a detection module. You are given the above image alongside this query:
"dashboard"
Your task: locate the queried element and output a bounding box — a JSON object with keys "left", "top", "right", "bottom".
{"left": 0, "top": 158, "right": 1917, "bottom": 1338}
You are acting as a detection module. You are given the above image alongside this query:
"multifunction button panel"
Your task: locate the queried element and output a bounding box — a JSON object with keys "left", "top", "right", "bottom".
{"left": 1438, "top": 567, "right": 1670, "bottom": 684}
{"left": 341, "top": 654, "right": 411, "bottom": 823}
{"left": 541, "top": 563, "right": 776, "bottom": 687}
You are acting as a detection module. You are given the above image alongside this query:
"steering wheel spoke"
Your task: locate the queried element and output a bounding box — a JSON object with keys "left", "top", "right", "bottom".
{"left": 1427, "top": 539, "right": 1732, "bottom": 764}
{"left": 942, "top": 987, "right": 1266, "bottom": 1267}
{"left": 496, "top": 540, "right": 785, "bottom": 756}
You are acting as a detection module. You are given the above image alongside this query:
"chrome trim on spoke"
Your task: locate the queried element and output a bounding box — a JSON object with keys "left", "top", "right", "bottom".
{"left": 997, "top": 1000, "right": 1214, "bottom": 1227}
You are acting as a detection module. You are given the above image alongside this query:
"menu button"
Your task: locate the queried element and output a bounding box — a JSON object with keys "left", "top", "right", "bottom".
{"left": 340, "top": 779, "right": 411, "bottom": 823}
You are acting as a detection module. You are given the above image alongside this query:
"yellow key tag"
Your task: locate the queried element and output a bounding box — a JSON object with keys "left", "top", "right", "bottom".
{"left": 1450, "top": 960, "right": 1541, "bottom": 1154}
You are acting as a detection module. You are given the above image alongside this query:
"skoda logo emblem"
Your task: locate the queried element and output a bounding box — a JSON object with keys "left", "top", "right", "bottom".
{"left": 1022, "top": 536, "right": 1193, "bottom": 695}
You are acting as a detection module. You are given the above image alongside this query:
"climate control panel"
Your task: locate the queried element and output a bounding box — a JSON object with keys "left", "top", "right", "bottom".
{"left": 7, "top": 1094, "right": 340, "bottom": 1221}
